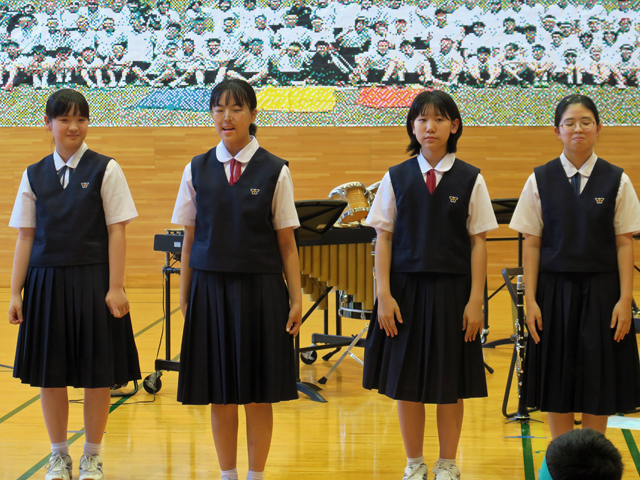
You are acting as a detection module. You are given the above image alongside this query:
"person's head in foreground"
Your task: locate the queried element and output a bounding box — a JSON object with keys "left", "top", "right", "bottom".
{"left": 540, "top": 429, "right": 623, "bottom": 480}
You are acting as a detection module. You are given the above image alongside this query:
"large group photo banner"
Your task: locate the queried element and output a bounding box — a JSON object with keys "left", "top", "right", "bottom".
{"left": 1, "top": 0, "right": 639, "bottom": 126}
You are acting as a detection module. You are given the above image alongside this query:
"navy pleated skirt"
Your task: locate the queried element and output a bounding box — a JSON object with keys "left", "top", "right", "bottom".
{"left": 13, "top": 264, "right": 141, "bottom": 388}
{"left": 177, "top": 270, "right": 298, "bottom": 405}
{"left": 363, "top": 272, "right": 488, "bottom": 404}
{"left": 524, "top": 272, "right": 640, "bottom": 415}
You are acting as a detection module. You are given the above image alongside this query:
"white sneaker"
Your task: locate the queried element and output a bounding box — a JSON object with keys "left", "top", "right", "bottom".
{"left": 403, "top": 463, "right": 428, "bottom": 480}
{"left": 79, "top": 454, "right": 104, "bottom": 480}
{"left": 44, "top": 453, "right": 72, "bottom": 480}
{"left": 433, "top": 461, "right": 460, "bottom": 480}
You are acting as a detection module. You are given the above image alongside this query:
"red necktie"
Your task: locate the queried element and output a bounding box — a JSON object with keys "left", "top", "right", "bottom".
{"left": 229, "top": 158, "right": 241, "bottom": 186}
{"left": 426, "top": 169, "right": 436, "bottom": 194}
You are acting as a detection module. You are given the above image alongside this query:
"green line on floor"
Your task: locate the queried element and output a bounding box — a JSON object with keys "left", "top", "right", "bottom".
{"left": 0, "top": 393, "right": 40, "bottom": 425}
{"left": 622, "top": 428, "right": 640, "bottom": 475}
{"left": 521, "top": 423, "right": 536, "bottom": 480}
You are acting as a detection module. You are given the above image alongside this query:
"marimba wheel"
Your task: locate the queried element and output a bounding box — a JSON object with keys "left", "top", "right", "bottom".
{"left": 301, "top": 350, "right": 318, "bottom": 365}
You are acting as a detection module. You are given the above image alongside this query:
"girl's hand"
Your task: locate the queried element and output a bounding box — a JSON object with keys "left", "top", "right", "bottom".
{"left": 525, "top": 300, "right": 542, "bottom": 344}
{"left": 377, "top": 292, "right": 402, "bottom": 337}
{"left": 105, "top": 288, "right": 130, "bottom": 318}
{"left": 286, "top": 301, "right": 302, "bottom": 337}
{"left": 180, "top": 300, "right": 188, "bottom": 319}
{"left": 8, "top": 294, "right": 23, "bottom": 324}
{"left": 462, "top": 298, "right": 483, "bottom": 342}
{"left": 611, "top": 299, "right": 632, "bottom": 342}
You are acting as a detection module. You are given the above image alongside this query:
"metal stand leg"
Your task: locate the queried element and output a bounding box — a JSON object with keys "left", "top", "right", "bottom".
{"left": 317, "top": 324, "right": 368, "bottom": 385}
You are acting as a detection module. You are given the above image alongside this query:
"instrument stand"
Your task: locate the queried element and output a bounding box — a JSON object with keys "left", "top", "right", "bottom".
{"left": 147, "top": 233, "right": 185, "bottom": 394}
{"left": 501, "top": 271, "right": 541, "bottom": 423}
{"left": 110, "top": 380, "right": 139, "bottom": 397}
{"left": 295, "top": 285, "right": 335, "bottom": 403}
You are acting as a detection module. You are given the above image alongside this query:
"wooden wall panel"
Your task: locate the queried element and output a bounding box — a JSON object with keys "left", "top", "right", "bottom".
{"left": 1, "top": 125, "right": 639, "bottom": 289}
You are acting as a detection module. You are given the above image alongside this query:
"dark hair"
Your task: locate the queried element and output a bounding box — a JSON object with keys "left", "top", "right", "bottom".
{"left": 554, "top": 94, "right": 600, "bottom": 127}
{"left": 209, "top": 79, "right": 258, "bottom": 136}
{"left": 405, "top": 90, "right": 463, "bottom": 156}
{"left": 45, "top": 89, "right": 90, "bottom": 120}
{"left": 546, "top": 429, "right": 623, "bottom": 480}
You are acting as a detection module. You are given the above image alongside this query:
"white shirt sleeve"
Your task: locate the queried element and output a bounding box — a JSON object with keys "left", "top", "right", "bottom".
{"left": 8, "top": 169, "right": 36, "bottom": 229}
{"left": 272, "top": 165, "right": 300, "bottom": 230}
{"left": 468, "top": 173, "right": 499, "bottom": 235}
{"left": 364, "top": 171, "right": 396, "bottom": 234}
{"left": 509, "top": 173, "right": 543, "bottom": 237}
{"left": 614, "top": 172, "right": 640, "bottom": 236}
{"left": 171, "top": 162, "right": 197, "bottom": 227}
{"left": 101, "top": 159, "right": 138, "bottom": 225}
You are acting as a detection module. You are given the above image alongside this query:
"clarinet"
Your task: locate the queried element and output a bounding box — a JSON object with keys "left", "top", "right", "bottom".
{"left": 515, "top": 274, "right": 530, "bottom": 419}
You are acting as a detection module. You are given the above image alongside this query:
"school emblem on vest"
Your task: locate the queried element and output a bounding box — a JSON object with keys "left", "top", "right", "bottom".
{"left": 449, "top": 196, "right": 458, "bottom": 203}
{"left": 81, "top": 182, "right": 89, "bottom": 188}
{"left": 250, "top": 189, "right": 260, "bottom": 195}
{"left": 595, "top": 198, "right": 604, "bottom": 204}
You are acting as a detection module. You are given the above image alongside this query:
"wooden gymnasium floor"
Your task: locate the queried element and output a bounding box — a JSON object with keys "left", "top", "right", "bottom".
{"left": 1, "top": 288, "right": 640, "bottom": 480}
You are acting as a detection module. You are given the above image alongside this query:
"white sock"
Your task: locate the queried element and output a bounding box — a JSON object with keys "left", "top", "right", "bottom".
{"left": 83, "top": 441, "right": 101, "bottom": 456}
{"left": 221, "top": 467, "right": 238, "bottom": 480}
{"left": 247, "top": 470, "right": 265, "bottom": 480}
{"left": 407, "top": 456, "right": 425, "bottom": 466}
{"left": 439, "top": 457, "right": 456, "bottom": 466}
{"left": 51, "top": 441, "right": 69, "bottom": 456}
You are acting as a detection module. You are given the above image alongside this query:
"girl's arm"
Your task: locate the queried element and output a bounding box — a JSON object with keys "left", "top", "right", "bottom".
{"left": 8, "top": 227, "right": 35, "bottom": 324}
{"left": 611, "top": 233, "right": 634, "bottom": 342}
{"left": 463, "top": 232, "right": 487, "bottom": 342}
{"left": 106, "top": 221, "right": 130, "bottom": 318}
{"left": 179, "top": 225, "right": 195, "bottom": 318}
{"left": 276, "top": 226, "right": 302, "bottom": 337}
{"left": 523, "top": 233, "right": 542, "bottom": 344}
{"left": 375, "top": 229, "right": 402, "bottom": 337}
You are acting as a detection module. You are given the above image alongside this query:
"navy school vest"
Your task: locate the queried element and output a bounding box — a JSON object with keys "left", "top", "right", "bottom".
{"left": 535, "top": 157, "right": 621, "bottom": 273}
{"left": 189, "top": 147, "right": 287, "bottom": 273}
{"left": 28, "top": 150, "right": 111, "bottom": 267}
{"left": 389, "top": 157, "right": 479, "bottom": 274}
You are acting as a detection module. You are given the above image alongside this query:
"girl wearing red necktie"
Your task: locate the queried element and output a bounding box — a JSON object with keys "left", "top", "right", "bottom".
{"left": 363, "top": 90, "right": 498, "bottom": 480}
{"left": 171, "top": 79, "right": 302, "bottom": 480}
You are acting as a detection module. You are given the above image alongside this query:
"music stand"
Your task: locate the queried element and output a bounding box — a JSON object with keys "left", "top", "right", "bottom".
{"left": 483, "top": 199, "right": 522, "bottom": 353}
{"left": 294, "top": 200, "right": 347, "bottom": 403}
{"left": 295, "top": 199, "right": 348, "bottom": 242}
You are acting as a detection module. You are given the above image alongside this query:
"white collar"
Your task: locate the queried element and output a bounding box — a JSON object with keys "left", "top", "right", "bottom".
{"left": 417, "top": 151, "right": 456, "bottom": 174}
{"left": 53, "top": 142, "right": 88, "bottom": 171}
{"left": 216, "top": 136, "right": 259, "bottom": 164}
{"left": 560, "top": 151, "right": 598, "bottom": 177}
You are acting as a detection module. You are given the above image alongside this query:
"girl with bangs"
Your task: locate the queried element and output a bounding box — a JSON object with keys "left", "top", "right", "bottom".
{"left": 363, "top": 90, "right": 498, "bottom": 480}
{"left": 9, "top": 88, "right": 140, "bottom": 480}
{"left": 172, "top": 79, "right": 302, "bottom": 480}
{"left": 510, "top": 94, "right": 640, "bottom": 439}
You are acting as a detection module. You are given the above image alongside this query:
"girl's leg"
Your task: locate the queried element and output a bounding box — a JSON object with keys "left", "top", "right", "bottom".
{"left": 244, "top": 403, "right": 273, "bottom": 472}
{"left": 41, "top": 388, "right": 70, "bottom": 443}
{"left": 582, "top": 414, "right": 608, "bottom": 435}
{"left": 83, "top": 388, "right": 110, "bottom": 444}
{"left": 211, "top": 404, "right": 240, "bottom": 471}
{"left": 436, "top": 400, "right": 464, "bottom": 459}
{"left": 548, "top": 412, "right": 575, "bottom": 439}
{"left": 397, "top": 400, "right": 426, "bottom": 458}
